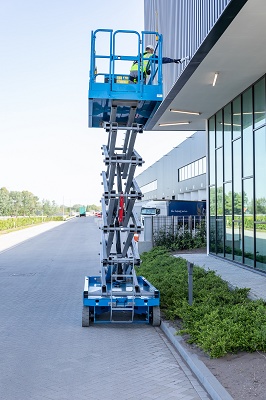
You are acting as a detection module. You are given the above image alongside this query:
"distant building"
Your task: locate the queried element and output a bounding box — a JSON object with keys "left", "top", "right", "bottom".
{"left": 136, "top": 131, "right": 206, "bottom": 202}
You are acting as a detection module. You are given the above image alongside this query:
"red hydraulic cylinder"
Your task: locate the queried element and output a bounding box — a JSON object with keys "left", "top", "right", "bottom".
{"left": 118, "top": 193, "right": 124, "bottom": 225}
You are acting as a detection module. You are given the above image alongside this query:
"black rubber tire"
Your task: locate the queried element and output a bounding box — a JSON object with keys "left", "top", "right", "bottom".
{"left": 82, "top": 306, "right": 90, "bottom": 327}
{"left": 152, "top": 306, "right": 161, "bottom": 326}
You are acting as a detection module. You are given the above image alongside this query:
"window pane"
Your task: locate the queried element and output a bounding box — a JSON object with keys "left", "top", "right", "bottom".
{"left": 187, "top": 164, "right": 191, "bottom": 179}
{"left": 224, "top": 104, "right": 232, "bottom": 181}
{"left": 233, "top": 138, "right": 242, "bottom": 262}
{"left": 198, "top": 158, "right": 203, "bottom": 175}
{"left": 255, "top": 224, "right": 266, "bottom": 272}
{"left": 233, "top": 138, "right": 242, "bottom": 216}
{"left": 233, "top": 219, "right": 242, "bottom": 263}
{"left": 255, "top": 126, "right": 266, "bottom": 217}
{"left": 254, "top": 77, "right": 266, "bottom": 129}
{"left": 216, "top": 148, "right": 224, "bottom": 256}
{"left": 209, "top": 117, "right": 215, "bottom": 185}
{"left": 224, "top": 182, "right": 233, "bottom": 259}
{"left": 191, "top": 162, "right": 195, "bottom": 178}
{"left": 181, "top": 168, "right": 184, "bottom": 181}
{"left": 216, "top": 110, "right": 223, "bottom": 148}
{"left": 202, "top": 157, "right": 206, "bottom": 174}
{"left": 242, "top": 88, "right": 253, "bottom": 177}
{"left": 195, "top": 160, "right": 199, "bottom": 176}
{"left": 217, "top": 217, "right": 224, "bottom": 256}
{"left": 216, "top": 148, "right": 223, "bottom": 189}
{"left": 243, "top": 178, "right": 254, "bottom": 267}
{"left": 233, "top": 96, "right": 241, "bottom": 139}
{"left": 209, "top": 186, "right": 216, "bottom": 253}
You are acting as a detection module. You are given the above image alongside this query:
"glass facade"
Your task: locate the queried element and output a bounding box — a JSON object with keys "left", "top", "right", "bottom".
{"left": 208, "top": 75, "right": 266, "bottom": 272}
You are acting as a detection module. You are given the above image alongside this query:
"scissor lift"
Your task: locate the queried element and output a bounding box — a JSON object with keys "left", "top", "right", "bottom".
{"left": 82, "top": 29, "right": 163, "bottom": 325}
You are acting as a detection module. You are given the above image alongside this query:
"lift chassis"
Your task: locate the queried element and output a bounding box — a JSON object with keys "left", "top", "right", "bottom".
{"left": 82, "top": 29, "right": 162, "bottom": 326}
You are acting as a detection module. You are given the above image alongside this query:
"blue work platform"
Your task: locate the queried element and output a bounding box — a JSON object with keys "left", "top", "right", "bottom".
{"left": 88, "top": 29, "right": 163, "bottom": 128}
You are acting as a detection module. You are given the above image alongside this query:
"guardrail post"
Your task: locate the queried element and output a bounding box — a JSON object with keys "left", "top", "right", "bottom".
{"left": 187, "top": 261, "right": 194, "bottom": 305}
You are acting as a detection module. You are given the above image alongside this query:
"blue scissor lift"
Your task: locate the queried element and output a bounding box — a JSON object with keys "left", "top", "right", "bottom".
{"left": 82, "top": 29, "right": 163, "bottom": 326}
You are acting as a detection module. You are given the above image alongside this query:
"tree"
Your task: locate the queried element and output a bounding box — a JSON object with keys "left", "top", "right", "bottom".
{"left": 9, "top": 191, "right": 22, "bottom": 217}
{"left": 0, "top": 187, "right": 10, "bottom": 216}
{"left": 41, "top": 199, "right": 59, "bottom": 216}
{"left": 256, "top": 197, "right": 266, "bottom": 215}
{"left": 224, "top": 191, "right": 232, "bottom": 215}
{"left": 87, "top": 204, "right": 101, "bottom": 212}
{"left": 233, "top": 192, "right": 242, "bottom": 216}
{"left": 21, "top": 191, "right": 39, "bottom": 216}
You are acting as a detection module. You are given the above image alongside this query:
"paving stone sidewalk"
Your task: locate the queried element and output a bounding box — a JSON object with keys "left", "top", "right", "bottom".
{"left": 0, "top": 219, "right": 214, "bottom": 400}
{"left": 175, "top": 253, "right": 266, "bottom": 301}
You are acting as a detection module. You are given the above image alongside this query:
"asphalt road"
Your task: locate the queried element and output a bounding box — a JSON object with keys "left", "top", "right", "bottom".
{"left": 0, "top": 217, "right": 210, "bottom": 400}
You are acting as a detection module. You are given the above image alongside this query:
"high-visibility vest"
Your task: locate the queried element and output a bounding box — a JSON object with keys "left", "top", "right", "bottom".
{"left": 130, "top": 52, "right": 152, "bottom": 74}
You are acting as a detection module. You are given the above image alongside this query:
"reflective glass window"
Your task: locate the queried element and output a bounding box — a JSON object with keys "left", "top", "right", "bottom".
{"left": 216, "top": 110, "right": 223, "bottom": 148}
{"left": 233, "top": 138, "right": 242, "bottom": 217}
{"left": 216, "top": 148, "right": 224, "bottom": 256}
{"left": 216, "top": 148, "right": 223, "bottom": 204}
{"left": 217, "top": 217, "right": 224, "bottom": 257}
{"left": 209, "top": 117, "right": 215, "bottom": 185}
{"left": 255, "top": 223, "right": 266, "bottom": 271}
{"left": 224, "top": 103, "right": 232, "bottom": 182}
{"left": 233, "top": 96, "right": 241, "bottom": 139}
{"left": 233, "top": 219, "right": 242, "bottom": 263}
{"left": 224, "top": 182, "right": 233, "bottom": 259}
{"left": 243, "top": 178, "right": 254, "bottom": 267}
{"left": 254, "top": 125, "right": 266, "bottom": 270}
{"left": 216, "top": 148, "right": 223, "bottom": 187}
{"left": 209, "top": 186, "right": 216, "bottom": 253}
{"left": 242, "top": 88, "right": 253, "bottom": 177}
{"left": 255, "top": 126, "right": 266, "bottom": 215}
{"left": 254, "top": 77, "right": 266, "bottom": 129}
{"left": 233, "top": 138, "right": 242, "bottom": 262}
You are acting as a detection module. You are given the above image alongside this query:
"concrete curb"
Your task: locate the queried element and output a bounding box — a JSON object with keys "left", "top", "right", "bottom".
{"left": 160, "top": 320, "right": 234, "bottom": 400}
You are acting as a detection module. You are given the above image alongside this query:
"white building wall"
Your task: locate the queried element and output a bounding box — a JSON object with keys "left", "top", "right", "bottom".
{"left": 135, "top": 131, "right": 206, "bottom": 201}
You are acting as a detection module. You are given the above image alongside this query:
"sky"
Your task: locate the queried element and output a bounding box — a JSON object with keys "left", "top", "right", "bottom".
{"left": 1, "top": 0, "right": 193, "bottom": 206}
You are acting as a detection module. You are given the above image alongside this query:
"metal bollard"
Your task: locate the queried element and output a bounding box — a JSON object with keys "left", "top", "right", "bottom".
{"left": 187, "top": 261, "right": 194, "bottom": 305}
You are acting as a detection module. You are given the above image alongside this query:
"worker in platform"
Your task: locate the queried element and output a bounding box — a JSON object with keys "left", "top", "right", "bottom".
{"left": 129, "top": 44, "right": 183, "bottom": 83}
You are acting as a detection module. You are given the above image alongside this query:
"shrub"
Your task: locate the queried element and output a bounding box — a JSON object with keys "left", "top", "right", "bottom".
{"left": 0, "top": 216, "right": 64, "bottom": 232}
{"left": 154, "top": 222, "right": 206, "bottom": 251}
{"left": 137, "top": 247, "right": 266, "bottom": 358}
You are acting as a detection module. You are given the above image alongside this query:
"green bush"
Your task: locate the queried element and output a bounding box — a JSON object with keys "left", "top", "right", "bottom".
{"left": 0, "top": 216, "right": 64, "bottom": 232}
{"left": 137, "top": 247, "right": 266, "bottom": 358}
{"left": 154, "top": 222, "right": 206, "bottom": 251}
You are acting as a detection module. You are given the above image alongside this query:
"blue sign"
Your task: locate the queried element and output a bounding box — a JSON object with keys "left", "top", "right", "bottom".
{"left": 168, "top": 201, "right": 206, "bottom": 216}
